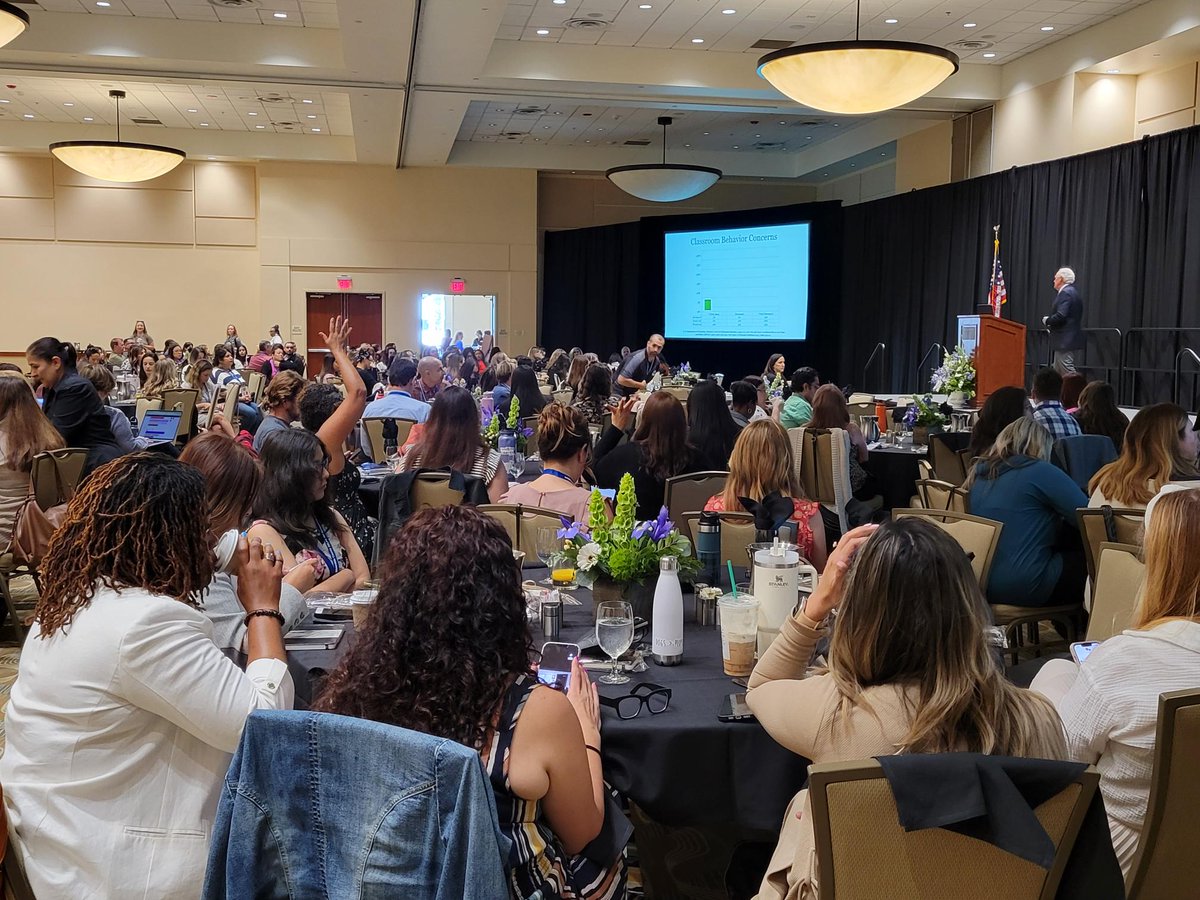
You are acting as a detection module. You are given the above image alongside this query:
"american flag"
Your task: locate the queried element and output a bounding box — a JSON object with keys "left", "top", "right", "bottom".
{"left": 989, "top": 259, "right": 1008, "bottom": 316}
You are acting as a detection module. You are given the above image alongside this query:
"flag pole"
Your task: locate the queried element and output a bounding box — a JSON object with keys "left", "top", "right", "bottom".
{"left": 989, "top": 224, "right": 1001, "bottom": 318}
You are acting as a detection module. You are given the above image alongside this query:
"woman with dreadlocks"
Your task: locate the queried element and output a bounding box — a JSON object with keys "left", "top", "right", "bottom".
{"left": 0, "top": 453, "right": 294, "bottom": 899}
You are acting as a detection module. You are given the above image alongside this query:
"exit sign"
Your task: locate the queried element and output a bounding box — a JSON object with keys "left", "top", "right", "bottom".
{"left": 337, "top": 276, "right": 353, "bottom": 291}
{"left": 449, "top": 277, "right": 466, "bottom": 294}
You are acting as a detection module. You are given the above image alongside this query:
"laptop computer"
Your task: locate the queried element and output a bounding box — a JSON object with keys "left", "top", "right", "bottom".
{"left": 138, "top": 408, "right": 183, "bottom": 443}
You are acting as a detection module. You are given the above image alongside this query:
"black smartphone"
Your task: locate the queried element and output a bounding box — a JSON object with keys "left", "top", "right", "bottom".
{"left": 537, "top": 642, "right": 580, "bottom": 692}
{"left": 718, "top": 692, "right": 755, "bottom": 722}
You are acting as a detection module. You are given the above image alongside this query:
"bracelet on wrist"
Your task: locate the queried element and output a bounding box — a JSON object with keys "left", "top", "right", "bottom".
{"left": 585, "top": 743, "right": 601, "bottom": 756}
{"left": 244, "top": 608, "right": 285, "bottom": 627}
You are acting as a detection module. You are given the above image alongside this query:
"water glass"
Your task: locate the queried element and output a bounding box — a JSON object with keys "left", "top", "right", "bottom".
{"left": 595, "top": 600, "right": 634, "bottom": 685}
{"left": 535, "top": 525, "right": 560, "bottom": 586}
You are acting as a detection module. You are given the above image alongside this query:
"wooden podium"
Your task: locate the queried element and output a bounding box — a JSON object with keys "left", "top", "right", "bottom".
{"left": 957, "top": 315, "right": 1026, "bottom": 405}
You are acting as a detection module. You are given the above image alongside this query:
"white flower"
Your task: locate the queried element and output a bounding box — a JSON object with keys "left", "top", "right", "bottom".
{"left": 577, "top": 542, "right": 601, "bottom": 571}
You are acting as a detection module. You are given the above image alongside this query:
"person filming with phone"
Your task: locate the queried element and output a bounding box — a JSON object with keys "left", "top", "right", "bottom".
{"left": 315, "top": 505, "right": 627, "bottom": 899}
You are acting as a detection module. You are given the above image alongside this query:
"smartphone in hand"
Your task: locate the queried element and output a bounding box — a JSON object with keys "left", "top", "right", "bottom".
{"left": 537, "top": 642, "right": 580, "bottom": 692}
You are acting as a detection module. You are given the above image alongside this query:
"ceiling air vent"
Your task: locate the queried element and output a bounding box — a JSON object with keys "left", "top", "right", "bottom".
{"left": 256, "top": 94, "right": 293, "bottom": 104}
{"left": 130, "top": 117, "right": 163, "bottom": 125}
{"left": 753, "top": 141, "right": 786, "bottom": 150}
{"left": 949, "top": 39, "right": 993, "bottom": 50}
{"left": 514, "top": 105, "right": 548, "bottom": 115}
{"left": 208, "top": 0, "right": 259, "bottom": 8}
{"left": 751, "top": 39, "right": 793, "bottom": 50}
{"left": 624, "top": 139, "right": 651, "bottom": 146}
{"left": 565, "top": 17, "right": 611, "bottom": 29}
{"left": 790, "top": 118, "right": 830, "bottom": 127}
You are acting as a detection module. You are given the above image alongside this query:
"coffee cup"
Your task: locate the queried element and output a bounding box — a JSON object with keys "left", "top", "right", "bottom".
{"left": 718, "top": 594, "right": 759, "bottom": 677}
{"left": 350, "top": 588, "right": 378, "bottom": 628}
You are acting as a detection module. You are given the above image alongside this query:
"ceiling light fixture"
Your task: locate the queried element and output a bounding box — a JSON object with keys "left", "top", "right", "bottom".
{"left": 301, "top": 99, "right": 313, "bottom": 104}
{"left": 1106, "top": 68, "right": 1120, "bottom": 74}
{"left": 49, "top": 90, "right": 185, "bottom": 183}
{"left": 606, "top": 115, "right": 721, "bottom": 202}
{"left": 639, "top": 4, "right": 651, "bottom": 8}
{"left": 83, "top": 116, "right": 93, "bottom": 121}
{"left": 96, "top": 1, "right": 110, "bottom": 6}
{"left": 722, "top": 8, "right": 736, "bottom": 13}
{"left": 691, "top": 37, "right": 704, "bottom": 43}
{"left": 536, "top": 28, "right": 550, "bottom": 34}
{"left": 1040, "top": 25, "right": 1054, "bottom": 31}
{"left": 963, "top": 22, "right": 976, "bottom": 27}
{"left": 757, "top": 0, "right": 959, "bottom": 115}
{"left": 884, "top": 17, "right": 897, "bottom": 23}
{"left": 274, "top": 11, "right": 287, "bottom": 18}
{"left": 982, "top": 52, "right": 996, "bottom": 58}
{"left": 0, "top": 0, "right": 29, "bottom": 49}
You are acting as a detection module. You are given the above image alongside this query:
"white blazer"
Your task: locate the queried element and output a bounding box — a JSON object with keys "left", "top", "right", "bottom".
{"left": 0, "top": 587, "right": 293, "bottom": 899}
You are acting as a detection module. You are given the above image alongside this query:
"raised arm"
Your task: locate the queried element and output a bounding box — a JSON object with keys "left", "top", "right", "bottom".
{"left": 314, "top": 316, "right": 367, "bottom": 476}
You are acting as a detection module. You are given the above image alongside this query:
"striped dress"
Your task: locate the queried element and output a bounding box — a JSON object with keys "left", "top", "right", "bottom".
{"left": 481, "top": 674, "right": 627, "bottom": 899}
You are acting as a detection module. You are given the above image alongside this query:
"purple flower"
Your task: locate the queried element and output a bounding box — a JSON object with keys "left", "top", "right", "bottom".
{"left": 522, "top": 426, "right": 534, "bottom": 438}
{"left": 634, "top": 506, "right": 674, "bottom": 542}
{"left": 557, "top": 518, "right": 588, "bottom": 541}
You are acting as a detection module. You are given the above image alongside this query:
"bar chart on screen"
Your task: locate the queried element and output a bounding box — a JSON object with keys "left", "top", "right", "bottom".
{"left": 663, "top": 222, "right": 811, "bottom": 341}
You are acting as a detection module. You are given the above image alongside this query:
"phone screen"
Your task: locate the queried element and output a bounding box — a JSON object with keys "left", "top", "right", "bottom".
{"left": 719, "top": 692, "right": 755, "bottom": 721}
{"left": 537, "top": 642, "right": 579, "bottom": 692}
{"left": 1071, "top": 641, "right": 1100, "bottom": 664}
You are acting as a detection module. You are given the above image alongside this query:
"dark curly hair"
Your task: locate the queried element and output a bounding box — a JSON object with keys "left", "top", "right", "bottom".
{"left": 314, "top": 505, "right": 532, "bottom": 749}
{"left": 36, "top": 453, "right": 214, "bottom": 637}
{"left": 298, "top": 382, "right": 343, "bottom": 432}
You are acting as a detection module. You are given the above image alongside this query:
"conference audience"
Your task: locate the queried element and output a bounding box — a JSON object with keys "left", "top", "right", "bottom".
{"left": 807, "top": 383, "right": 875, "bottom": 500}
{"left": 139, "top": 358, "right": 178, "bottom": 401}
{"left": 504, "top": 365, "right": 547, "bottom": 421}
{"left": 362, "top": 360, "right": 431, "bottom": 423}
{"left": 212, "top": 346, "right": 263, "bottom": 434}
{"left": 704, "top": 419, "right": 826, "bottom": 569}
{"left": 252, "top": 370, "right": 306, "bottom": 454}
{"left": 279, "top": 341, "right": 306, "bottom": 376}
{"left": 489, "top": 359, "right": 515, "bottom": 412}
{"left": 728, "top": 380, "right": 760, "bottom": 428}
{"left": 259, "top": 344, "right": 286, "bottom": 382}
{"left": 501, "top": 403, "right": 599, "bottom": 522}
{"left": 687, "top": 378, "right": 742, "bottom": 467}
{"left": 1073, "top": 381, "right": 1129, "bottom": 450}
{"left": 315, "top": 506, "right": 625, "bottom": 899}
{"left": 1088, "top": 402, "right": 1199, "bottom": 508}
{"left": 138, "top": 350, "right": 158, "bottom": 388}
{"left": 572, "top": 364, "right": 615, "bottom": 427}
{"left": 0, "top": 454, "right": 292, "bottom": 899}
{"left": 1033, "top": 485, "right": 1200, "bottom": 876}
{"left": 396, "top": 385, "right": 508, "bottom": 503}
{"left": 968, "top": 386, "right": 1029, "bottom": 459}
{"left": 593, "top": 392, "right": 713, "bottom": 520}
{"left": 565, "top": 354, "right": 590, "bottom": 400}
{"left": 414, "top": 356, "right": 445, "bottom": 403}
{"left": 967, "top": 417, "right": 1087, "bottom": 606}
{"left": 748, "top": 519, "right": 1066, "bottom": 900}
{"left": 776, "top": 367, "right": 819, "bottom": 429}
{"left": 250, "top": 428, "right": 370, "bottom": 592}
{"left": 0, "top": 376, "right": 64, "bottom": 548}
{"left": 80, "top": 364, "right": 144, "bottom": 454}
{"left": 187, "top": 359, "right": 217, "bottom": 408}
{"left": 1029, "top": 367, "right": 1083, "bottom": 440}
{"left": 545, "top": 348, "right": 569, "bottom": 387}
{"left": 1060, "top": 372, "right": 1086, "bottom": 412}
{"left": 26, "top": 337, "right": 122, "bottom": 474}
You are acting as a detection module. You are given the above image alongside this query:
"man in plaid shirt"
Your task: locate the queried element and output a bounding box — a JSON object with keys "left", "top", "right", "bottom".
{"left": 1030, "top": 367, "right": 1082, "bottom": 440}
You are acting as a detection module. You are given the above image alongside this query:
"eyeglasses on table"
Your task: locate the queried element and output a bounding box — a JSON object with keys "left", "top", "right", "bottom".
{"left": 599, "top": 682, "right": 672, "bottom": 720}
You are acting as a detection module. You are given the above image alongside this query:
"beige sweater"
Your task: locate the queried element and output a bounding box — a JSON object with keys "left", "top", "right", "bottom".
{"left": 746, "top": 613, "right": 917, "bottom": 900}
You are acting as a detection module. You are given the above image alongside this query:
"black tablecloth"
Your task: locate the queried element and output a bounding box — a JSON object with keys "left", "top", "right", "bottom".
{"left": 863, "top": 445, "right": 926, "bottom": 510}
{"left": 286, "top": 574, "right": 809, "bottom": 833}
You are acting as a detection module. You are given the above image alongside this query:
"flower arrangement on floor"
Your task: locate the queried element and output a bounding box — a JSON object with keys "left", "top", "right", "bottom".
{"left": 554, "top": 474, "right": 698, "bottom": 587}
{"left": 483, "top": 394, "right": 534, "bottom": 451}
{"left": 930, "top": 345, "right": 976, "bottom": 403}
{"left": 903, "top": 394, "right": 948, "bottom": 429}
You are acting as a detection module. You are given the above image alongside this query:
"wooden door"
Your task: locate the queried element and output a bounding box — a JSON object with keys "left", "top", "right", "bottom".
{"left": 344, "top": 293, "right": 383, "bottom": 349}
{"left": 306, "top": 292, "right": 343, "bottom": 377}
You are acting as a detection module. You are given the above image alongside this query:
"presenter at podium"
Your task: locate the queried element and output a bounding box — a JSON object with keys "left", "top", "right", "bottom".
{"left": 1042, "top": 267, "right": 1083, "bottom": 375}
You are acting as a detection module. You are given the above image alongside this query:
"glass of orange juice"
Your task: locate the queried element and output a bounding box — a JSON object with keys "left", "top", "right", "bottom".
{"left": 550, "top": 554, "right": 578, "bottom": 590}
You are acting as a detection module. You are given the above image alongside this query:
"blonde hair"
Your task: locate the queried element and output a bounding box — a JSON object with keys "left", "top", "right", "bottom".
{"left": 1136, "top": 489, "right": 1200, "bottom": 629}
{"left": 721, "top": 419, "right": 801, "bottom": 508}
{"left": 828, "top": 518, "right": 1066, "bottom": 758}
{"left": 1089, "top": 403, "right": 1195, "bottom": 506}
{"left": 141, "top": 358, "right": 178, "bottom": 400}
{"left": 966, "top": 416, "right": 1051, "bottom": 487}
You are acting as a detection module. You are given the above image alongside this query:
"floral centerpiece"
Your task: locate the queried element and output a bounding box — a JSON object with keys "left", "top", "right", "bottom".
{"left": 903, "top": 394, "right": 948, "bottom": 445}
{"left": 483, "top": 394, "right": 534, "bottom": 452}
{"left": 930, "top": 345, "right": 976, "bottom": 406}
{"left": 767, "top": 372, "right": 785, "bottom": 401}
{"left": 673, "top": 362, "right": 700, "bottom": 385}
{"left": 555, "top": 474, "right": 698, "bottom": 618}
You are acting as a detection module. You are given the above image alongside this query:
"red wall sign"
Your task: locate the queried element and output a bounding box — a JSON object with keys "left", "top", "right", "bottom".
{"left": 337, "top": 276, "right": 353, "bottom": 291}
{"left": 449, "top": 277, "right": 466, "bottom": 294}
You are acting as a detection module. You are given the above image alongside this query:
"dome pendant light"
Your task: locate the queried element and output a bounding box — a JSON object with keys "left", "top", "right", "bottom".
{"left": 50, "top": 90, "right": 187, "bottom": 183}
{"left": 606, "top": 116, "right": 721, "bottom": 203}
{"left": 757, "top": 0, "right": 958, "bottom": 115}
{"left": 0, "top": 0, "right": 29, "bottom": 49}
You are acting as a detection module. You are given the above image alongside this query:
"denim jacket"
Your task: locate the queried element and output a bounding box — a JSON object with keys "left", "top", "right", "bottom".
{"left": 203, "top": 710, "right": 511, "bottom": 899}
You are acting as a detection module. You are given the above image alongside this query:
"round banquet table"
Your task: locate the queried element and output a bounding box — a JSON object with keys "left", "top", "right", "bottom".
{"left": 862, "top": 442, "right": 927, "bottom": 510}
{"left": 286, "top": 572, "right": 810, "bottom": 834}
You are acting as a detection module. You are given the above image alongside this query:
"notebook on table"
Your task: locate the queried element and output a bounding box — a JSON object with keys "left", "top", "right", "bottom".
{"left": 138, "top": 409, "right": 183, "bottom": 443}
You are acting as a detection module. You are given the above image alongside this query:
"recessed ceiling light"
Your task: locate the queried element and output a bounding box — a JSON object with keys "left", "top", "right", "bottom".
{"left": 884, "top": 18, "right": 897, "bottom": 23}
{"left": 1106, "top": 68, "right": 1120, "bottom": 74}
{"left": 22, "top": 114, "right": 33, "bottom": 119}
{"left": 301, "top": 99, "right": 313, "bottom": 104}
{"left": 312, "top": 127, "right": 321, "bottom": 132}
{"left": 806, "top": 135, "right": 812, "bottom": 139}
{"left": 553, "top": 0, "right": 565, "bottom": 4}
{"left": 247, "top": 111, "right": 258, "bottom": 116}
{"left": 1040, "top": 25, "right": 1054, "bottom": 31}
{"left": 691, "top": 37, "right": 704, "bottom": 43}
{"left": 822, "top": 172, "right": 828, "bottom": 176}
{"left": 702, "top": 131, "right": 709, "bottom": 135}
{"left": 983, "top": 52, "right": 996, "bottom": 58}
{"left": 187, "top": 108, "right": 198, "bottom": 113}
{"left": 536, "top": 28, "right": 550, "bottom": 35}
{"left": 255, "top": 124, "right": 265, "bottom": 129}
{"left": 96, "top": 1, "right": 110, "bottom": 6}
{"left": 273, "top": 11, "right": 288, "bottom": 18}
{"left": 639, "top": 3, "right": 651, "bottom": 8}
{"left": 83, "top": 116, "right": 93, "bottom": 121}
{"left": 208, "top": 156, "right": 216, "bottom": 160}
{"left": 200, "top": 122, "right": 209, "bottom": 127}
{"left": 733, "top": 144, "right": 739, "bottom": 148}
{"left": 63, "top": 102, "right": 74, "bottom": 107}
{"left": 963, "top": 22, "right": 976, "bottom": 28}
{"left": 722, "top": 8, "right": 736, "bottom": 13}
{"left": 306, "top": 114, "right": 316, "bottom": 119}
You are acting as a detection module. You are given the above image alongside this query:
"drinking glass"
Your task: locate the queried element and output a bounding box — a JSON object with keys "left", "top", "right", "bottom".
{"left": 595, "top": 600, "right": 634, "bottom": 685}
{"left": 504, "top": 450, "right": 525, "bottom": 481}
{"left": 535, "top": 525, "right": 560, "bottom": 586}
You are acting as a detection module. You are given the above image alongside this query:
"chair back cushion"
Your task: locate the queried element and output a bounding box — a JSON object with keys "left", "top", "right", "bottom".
{"left": 1086, "top": 543, "right": 1144, "bottom": 642}
{"left": 664, "top": 471, "right": 729, "bottom": 524}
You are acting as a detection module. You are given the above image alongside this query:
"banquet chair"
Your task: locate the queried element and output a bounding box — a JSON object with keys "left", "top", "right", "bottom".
{"left": 664, "top": 471, "right": 729, "bottom": 526}
{"left": 928, "top": 433, "right": 968, "bottom": 485}
{"left": 31, "top": 448, "right": 88, "bottom": 512}
{"left": 1086, "top": 541, "right": 1144, "bottom": 642}
{"left": 362, "top": 418, "right": 418, "bottom": 463}
{"left": 915, "top": 479, "right": 968, "bottom": 513}
{"left": 477, "top": 504, "right": 521, "bottom": 551}
{"left": 515, "top": 506, "right": 568, "bottom": 564}
{"left": 410, "top": 472, "right": 467, "bottom": 512}
{"left": 789, "top": 427, "right": 853, "bottom": 536}
{"left": 917, "top": 460, "right": 934, "bottom": 481}
{"left": 244, "top": 370, "right": 266, "bottom": 405}
{"left": 660, "top": 386, "right": 691, "bottom": 403}
{"left": 135, "top": 397, "right": 162, "bottom": 427}
{"left": 808, "top": 758, "right": 1099, "bottom": 900}
{"left": 847, "top": 401, "right": 875, "bottom": 421}
{"left": 539, "top": 383, "right": 553, "bottom": 398}
{"left": 552, "top": 390, "right": 573, "bottom": 405}
{"left": 680, "top": 511, "right": 757, "bottom": 570}
{"left": 522, "top": 416, "right": 540, "bottom": 457}
{"left": 1125, "top": 689, "right": 1200, "bottom": 900}
{"left": 219, "top": 383, "right": 242, "bottom": 431}
{"left": 160, "top": 387, "right": 198, "bottom": 444}
{"left": 1077, "top": 507, "right": 1144, "bottom": 585}
{"left": 892, "top": 509, "right": 1001, "bottom": 591}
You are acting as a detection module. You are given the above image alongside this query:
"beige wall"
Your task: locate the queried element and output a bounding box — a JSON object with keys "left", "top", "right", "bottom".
{"left": 993, "top": 76, "right": 1076, "bottom": 170}
{"left": 896, "top": 122, "right": 953, "bottom": 192}
{"left": 0, "top": 155, "right": 538, "bottom": 356}
{"left": 1071, "top": 74, "right": 1136, "bottom": 154}
{"left": 815, "top": 162, "right": 896, "bottom": 206}
{"left": 1135, "top": 61, "right": 1199, "bottom": 137}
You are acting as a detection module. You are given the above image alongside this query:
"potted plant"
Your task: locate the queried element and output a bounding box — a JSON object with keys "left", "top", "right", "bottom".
{"left": 931, "top": 345, "right": 976, "bottom": 408}
{"left": 903, "top": 394, "right": 948, "bottom": 445}
{"left": 555, "top": 474, "right": 698, "bottom": 620}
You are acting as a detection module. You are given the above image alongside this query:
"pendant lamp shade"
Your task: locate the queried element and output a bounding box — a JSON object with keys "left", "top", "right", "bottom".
{"left": 0, "top": 1, "right": 29, "bottom": 49}
{"left": 49, "top": 90, "right": 186, "bottom": 183}
{"left": 758, "top": 41, "right": 959, "bottom": 115}
{"left": 605, "top": 117, "right": 721, "bottom": 203}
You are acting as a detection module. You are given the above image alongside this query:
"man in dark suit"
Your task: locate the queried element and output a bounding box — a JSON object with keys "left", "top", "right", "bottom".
{"left": 1042, "top": 267, "right": 1083, "bottom": 374}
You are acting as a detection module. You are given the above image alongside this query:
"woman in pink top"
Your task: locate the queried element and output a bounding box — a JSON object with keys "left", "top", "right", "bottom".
{"left": 704, "top": 419, "right": 827, "bottom": 570}
{"left": 502, "top": 403, "right": 606, "bottom": 523}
